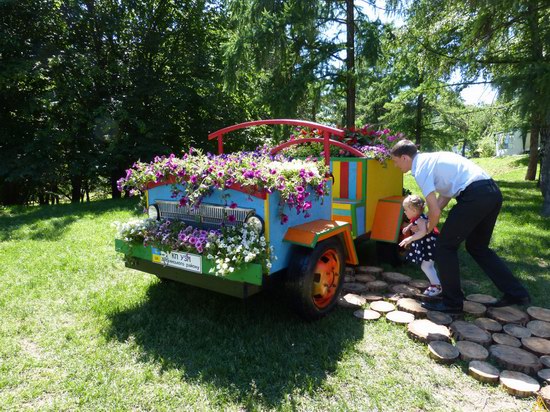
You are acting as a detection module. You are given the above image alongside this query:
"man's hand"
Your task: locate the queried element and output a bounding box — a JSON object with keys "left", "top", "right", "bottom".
{"left": 425, "top": 192, "right": 441, "bottom": 233}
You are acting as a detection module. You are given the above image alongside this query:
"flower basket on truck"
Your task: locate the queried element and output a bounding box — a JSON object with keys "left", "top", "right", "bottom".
{"left": 115, "top": 119, "right": 404, "bottom": 320}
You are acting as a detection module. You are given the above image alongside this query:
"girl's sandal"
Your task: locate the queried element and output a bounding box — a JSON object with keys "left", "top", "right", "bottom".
{"left": 423, "top": 285, "right": 442, "bottom": 297}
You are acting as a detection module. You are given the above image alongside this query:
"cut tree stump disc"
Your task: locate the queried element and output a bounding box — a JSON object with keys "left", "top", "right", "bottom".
{"left": 450, "top": 320, "right": 492, "bottom": 347}
{"left": 344, "top": 275, "right": 355, "bottom": 283}
{"left": 490, "top": 344, "right": 543, "bottom": 375}
{"left": 342, "top": 282, "right": 368, "bottom": 294}
{"left": 361, "top": 292, "right": 383, "bottom": 302}
{"left": 345, "top": 267, "right": 355, "bottom": 276}
{"left": 407, "top": 319, "right": 451, "bottom": 343}
{"left": 353, "top": 309, "right": 381, "bottom": 321}
{"left": 370, "top": 300, "right": 396, "bottom": 314}
{"left": 521, "top": 336, "right": 550, "bottom": 356}
{"left": 408, "top": 279, "right": 430, "bottom": 290}
{"left": 428, "top": 341, "right": 459, "bottom": 363}
{"left": 390, "top": 283, "right": 420, "bottom": 297}
{"left": 499, "top": 370, "right": 540, "bottom": 398}
{"left": 468, "top": 360, "right": 500, "bottom": 384}
{"left": 366, "top": 280, "right": 388, "bottom": 292}
{"left": 382, "top": 271, "right": 412, "bottom": 284}
{"left": 527, "top": 306, "right": 550, "bottom": 322}
{"left": 540, "top": 355, "right": 550, "bottom": 368}
{"left": 355, "top": 274, "right": 376, "bottom": 283}
{"left": 338, "top": 293, "right": 367, "bottom": 308}
{"left": 356, "top": 266, "right": 383, "bottom": 276}
{"left": 492, "top": 333, "right": 521, "bottom": 348}
{"left": 526, "top": 320, "right": 550, "bottom": 338}
{"left": 427, "top": 311, "right": 453, "bottom": 326}
{"left": 540, "top": 385, "right": 550, "bottom": 409}
{"left": 384, "top": 293, "right": 402, "bottom": 303}
{"left": 463, "top": 300, "right": 487, "bottom": 317}
{"left": 474, "top": 317, "right": 503, "bottom": 333}
{"left": 386, "top": 310, "right": 415, "bottom": 324}
{"left": 487, "top": 306, "right": 530, "bottom": 325}
{"left": 503, "top": 323, "right": 532, "bottom": 339}
{"left": 466, "top": 293, "right": 498, "bottom": 305}
{"left": 397, "top": 298, "right": 428, "bottom": 318}
{"left": 456, "top": 340, "right": 489, "bottom": 361}
{"left": 537, "top": 369, "right": 550, "bottom": 383}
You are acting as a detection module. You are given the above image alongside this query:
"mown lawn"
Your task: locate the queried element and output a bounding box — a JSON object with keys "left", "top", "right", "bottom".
{"left": 0, "top": 154, "right": 548, "bottom": 411}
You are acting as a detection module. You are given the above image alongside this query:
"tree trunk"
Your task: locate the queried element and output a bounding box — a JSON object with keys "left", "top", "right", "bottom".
{"left": 414, "top": 92, "right": 424, "bottom": 146}
{"left": 345, "top": 0, "right": 355, "bottom": 129}
{"left": 540, "top": 124, "right": 550, "bottom": 216}
{"left": 525, "top": 122, "right": 540, "bottom": 180}
{"left": 71, "top": 176, "right": 82, "bottom": 203}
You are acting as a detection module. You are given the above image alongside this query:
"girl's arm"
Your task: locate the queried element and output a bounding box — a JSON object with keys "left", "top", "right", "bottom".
{"left": 399, "top": 217, "right": 428, "bottom": 247}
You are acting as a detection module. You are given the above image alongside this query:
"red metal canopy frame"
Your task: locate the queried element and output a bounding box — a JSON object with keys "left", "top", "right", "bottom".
{"left": 208, "top": 119, "right": 365, "bottom": 165}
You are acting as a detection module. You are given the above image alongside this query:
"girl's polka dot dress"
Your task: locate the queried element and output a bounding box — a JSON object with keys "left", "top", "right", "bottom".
{"left": 405, "top": 214, "right": 438, "bottom": 264}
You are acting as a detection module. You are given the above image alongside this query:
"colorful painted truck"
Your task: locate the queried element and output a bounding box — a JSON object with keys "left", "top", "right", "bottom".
{"left": 115, "top": 119, "right": 404, "bottom": 320}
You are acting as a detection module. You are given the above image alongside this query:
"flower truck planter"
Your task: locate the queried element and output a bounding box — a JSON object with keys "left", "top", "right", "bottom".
{"left": 116, "top": 119, "right": 403, "bottom": 320}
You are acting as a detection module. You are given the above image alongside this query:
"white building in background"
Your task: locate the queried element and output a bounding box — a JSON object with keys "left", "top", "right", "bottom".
{"left": 495, "top": 130, "right": 531, "bottom": 156}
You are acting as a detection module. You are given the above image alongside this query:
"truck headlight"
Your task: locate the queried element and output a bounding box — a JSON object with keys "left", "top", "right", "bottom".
{"left": 148, "top": 204, "right": 160, "bottom": 220}
{"left": 245, "top": 215, "right": 264, "bottom": 233}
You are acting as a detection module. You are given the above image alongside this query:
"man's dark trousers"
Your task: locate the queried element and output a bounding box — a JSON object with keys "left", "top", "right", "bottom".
{"left": 435, "top": 179, "right": 529, "bottom": 308}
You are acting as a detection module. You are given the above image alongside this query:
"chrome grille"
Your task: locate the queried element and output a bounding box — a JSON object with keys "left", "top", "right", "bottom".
{"left": 156, "top": 200, "right": 254, "bottom": 228}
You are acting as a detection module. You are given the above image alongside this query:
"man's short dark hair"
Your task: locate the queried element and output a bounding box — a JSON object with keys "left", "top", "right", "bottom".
{"left": 390, "top": 139, "right": 418, "bottom": 158}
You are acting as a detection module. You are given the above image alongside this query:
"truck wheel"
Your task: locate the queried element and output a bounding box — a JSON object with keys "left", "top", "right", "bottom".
{"left": 286, "top": 238, "right": 345, "bottom": 321}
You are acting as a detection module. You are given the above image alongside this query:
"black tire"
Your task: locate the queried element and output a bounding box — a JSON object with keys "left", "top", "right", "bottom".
{"left": 285, "top": 238, "right": 345, "bottom": 321}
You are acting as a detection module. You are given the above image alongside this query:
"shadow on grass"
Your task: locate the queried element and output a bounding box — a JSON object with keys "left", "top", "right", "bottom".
{"left": 106, "top": 281, "right": 365, "bottom": 408}
{"left": 0, "top": 198, "right": 141, "bottom": 241}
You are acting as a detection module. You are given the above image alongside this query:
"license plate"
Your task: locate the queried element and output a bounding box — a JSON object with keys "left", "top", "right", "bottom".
{"left": 152, "top": 249, "right": 202, "bottom": 273}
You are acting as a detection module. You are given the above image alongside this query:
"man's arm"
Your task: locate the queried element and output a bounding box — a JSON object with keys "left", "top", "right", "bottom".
{"left": 425, "top": 191, "right": 441, "bottom": 233}
{"left": 437, "top": 195, "right": 451, "bottom": 210}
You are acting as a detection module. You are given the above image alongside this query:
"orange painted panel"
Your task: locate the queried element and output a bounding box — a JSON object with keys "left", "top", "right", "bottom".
{"left": 370, "top": 201, "right": 403, "bottom": 243}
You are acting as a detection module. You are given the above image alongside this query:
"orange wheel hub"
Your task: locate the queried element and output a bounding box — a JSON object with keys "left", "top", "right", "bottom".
{"left": 311, "top": 248, "right": 341, "bottom": 308}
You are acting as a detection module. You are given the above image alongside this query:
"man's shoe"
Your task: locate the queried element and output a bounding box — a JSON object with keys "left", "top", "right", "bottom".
{"left": 490, "top": 294, "right": 531, "bottom": 308}
{"left": 421, "top": 300, "right": 463, "bottom": 314}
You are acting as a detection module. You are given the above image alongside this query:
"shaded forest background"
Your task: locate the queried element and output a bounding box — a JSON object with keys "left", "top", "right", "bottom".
{"left": 1, "top": 0, "right": 549, "bottom": 214}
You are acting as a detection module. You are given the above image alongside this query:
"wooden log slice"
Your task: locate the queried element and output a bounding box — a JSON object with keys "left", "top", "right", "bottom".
{"left": 428, "top": 341, "right": 459, "bottom": 364}
{"left": 456, "top": 341, "right": 489, "bottom": 362}
{"left": 450, "top": 321, "right": 492, "bottom": 347}
{"left": 466, "top": 293, "right": 498, "bottom": 305}
{"left": 366, "top": 280, "right": 388, "bottom": 292}
{"left": 338, "top": 293, "right": 367, "bottom": 308}
{"left": 426, "top": 311, "right": 453, "bottom": 326}
{"left": 356, "top": 265, "right": 383, "bottom": 276}
{"left": 344, "top": 275, "right": 355, "bottom": 283}
{"left": 487, "top": 306, "right": 530, "bottom": 325}
{"left": 384, "top": 292, "right": 402, "bottom": 303}
{"left": 521, "top": 336, "right": 550, "bottom": 356}
{"left": 397, "top": 298, "right": 428, "bottom": 318}
{"left": 540, "top": 355, "right": 550, "bottom": 368}
{"left": 503, "top": 323, "right": 532, "bottom": 339}
{"left": 344, "top": 267, "right": 355, "bottom": 276}
{"left": 538, "top": 369, "right": 550, "bottom": 383}
{"left": 408, "top": 279, "right": 430, "bottom": 290}
{"left": 540, "top": 385, "right": 550, "bottom": 409}
{"left": 353, "top": 309, "right": 381, "bottom": 321}
{"left": 527, "top": 306, "right": 550, "bottom": 322}
{"left": 407, "top": 319, "right": 451, "bottom": 343}
{"left": 355, "top": 274, "right": 376, "bottom": 283}
{"left": 468, "top": 360, "right": 500, "bottom": 384}
{"left": 499, "top": 370, "right": 540, "bottom": 398}
{"left": 386, "top": 310, "right": 415, "bottom": 325}
{"left": 382, "top": 271, "right": 412, "bottom": 284}
{"left": 526, "top": 320, "right": 550, "bottom": 338}
{"left": 370, "top": 300, "right": 396, "bottom": 314}
{"left": 463, "top": 301, "right": 487, "bottom": 317}
{"left": 492, "top": 333, "right": 521, "bottom": 348}
{"left": 490, "top": 344, "right": 543, "bottom": 375}
{"left": 390, "top": 283, "right": 420, "bottom": 298}
{"left": 474, "top": 317, "right": 503, "bottom": 333}
{"left": 361, "top": 292, "right": 383, "bottom": 302}
{"left": 342, "top": 282, "right": 368, "bottom": 294}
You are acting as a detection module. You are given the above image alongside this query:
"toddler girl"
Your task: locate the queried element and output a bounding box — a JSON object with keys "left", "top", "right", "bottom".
{"left": 399, "top": 195, "right": 442, "bottom": 297}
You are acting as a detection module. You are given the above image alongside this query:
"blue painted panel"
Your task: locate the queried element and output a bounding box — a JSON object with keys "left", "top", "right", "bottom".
{"left": 356, "top": 206, "right": 366, "bottom": 236}
{"left": 348, "top": 161, "right": 357, "bottom": 200}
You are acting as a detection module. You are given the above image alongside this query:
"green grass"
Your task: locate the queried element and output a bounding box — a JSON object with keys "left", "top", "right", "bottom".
{"left": 0, "top": 155, "right": 548, "bottom": 411}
